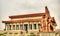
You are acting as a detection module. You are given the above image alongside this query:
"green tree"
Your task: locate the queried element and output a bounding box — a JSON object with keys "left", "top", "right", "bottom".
{"left": 0, "top": 34, "right": 6, "bottom": 36}
{"left": 29, "top": 34, "right": 35, "bottom": 36}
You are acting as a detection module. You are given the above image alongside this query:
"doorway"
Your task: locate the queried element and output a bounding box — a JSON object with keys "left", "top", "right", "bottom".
{"left": 24, "top": 24, "right": 28, "bottom": 32}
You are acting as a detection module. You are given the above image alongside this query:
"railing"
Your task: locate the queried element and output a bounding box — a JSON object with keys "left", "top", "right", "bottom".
{"left": 1, "top": 32, "right": 59, "bottom": 36}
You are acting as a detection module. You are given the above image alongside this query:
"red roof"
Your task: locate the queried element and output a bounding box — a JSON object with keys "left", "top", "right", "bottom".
{"left": 9, "top": 13, "right": 45, "bottom": 19}
{"left": 2, "top": 6, "right": 51, "bottom": 23}
{"left": 2, "top": 18, "right": 42, "bottom": 23}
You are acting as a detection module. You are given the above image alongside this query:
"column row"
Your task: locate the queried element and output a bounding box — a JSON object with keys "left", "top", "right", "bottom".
{"left": 5, "top": 23, "right": 39, "bottom": 31}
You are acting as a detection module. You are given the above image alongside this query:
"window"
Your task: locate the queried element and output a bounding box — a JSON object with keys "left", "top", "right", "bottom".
{"left": 9, "top": 25, "right": 11, "bottom": 30}
{"left": 24, "top": 24, "right": 28, "bottom": 31}
{"left": 16, "top": 25, "right": 19, "bottom": 30}
{"left": 20, "top": 25, "right": 23, "bottom": 30}
{"left": 29, "top": 24, "right": 32, "bottom": 30}
{"left": 33, "top": 24, "right": 36, "bottom": 29}
{"left": 13, "top": 25, "right": 15, "bottom": 30}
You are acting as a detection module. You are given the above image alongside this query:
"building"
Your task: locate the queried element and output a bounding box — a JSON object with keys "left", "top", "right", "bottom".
{"left": 1, "top": 6, "right": 59, "bottom": 36}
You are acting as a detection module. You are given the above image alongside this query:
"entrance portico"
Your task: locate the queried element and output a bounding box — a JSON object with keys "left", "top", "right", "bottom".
{"left": 5, "top": 22, "right": 39, "bottom": 34}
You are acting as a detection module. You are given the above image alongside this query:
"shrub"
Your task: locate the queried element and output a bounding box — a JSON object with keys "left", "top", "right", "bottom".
{"left": 0, "top": 34, "right": 6, "bottom": 36}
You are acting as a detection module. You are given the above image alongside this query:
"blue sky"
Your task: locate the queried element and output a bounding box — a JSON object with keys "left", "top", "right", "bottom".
{"left": 0, "top": 0, "right": 60, "bottom": 30}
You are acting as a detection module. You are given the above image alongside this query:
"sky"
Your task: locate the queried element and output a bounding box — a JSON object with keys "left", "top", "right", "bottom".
{"left": 0, "top": 0, "right": 60, "bottom": 30}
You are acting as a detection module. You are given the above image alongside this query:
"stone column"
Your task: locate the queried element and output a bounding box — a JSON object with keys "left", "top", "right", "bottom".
{"left": 7, "top": 25, "right": 9, "bottom": 30}
{"left": 23, "top": 24, "right": 24, "bottom": 30}
{"left": 11, "top": 25, "right": 13, "bottom": 30}
{"left": 28, "top": 24, "right": 29, "bottom": 34}
{"left": 15, "top": 24, "right": 16, "bottom": 30}
{"left": 19, "top": 24, "right": 20, "bottom": 30}
{"left": 37, "top": 24, "right": 38, "bottom": 30}
{"left": 8, "top": 25, "right": 10, "bottom": 30}
{"left": 28, "top": 22, "right": 30, "bottom": 34}
{"left": 32, "top": 24, "right": 33, "bottom": 30}
{"left": 5, "top": 25, "right": 7, "bottom": 31}
{"left": 28, "top": 24, "right": 29, "bottom": 30}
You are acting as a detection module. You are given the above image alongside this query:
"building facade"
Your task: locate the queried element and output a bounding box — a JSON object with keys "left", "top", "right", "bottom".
{"left": 2, "top": 6, "right": 58, "bottom": 36}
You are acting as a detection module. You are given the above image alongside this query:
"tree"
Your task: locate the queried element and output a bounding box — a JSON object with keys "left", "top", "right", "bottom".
{"left": 0, "top": 34, "right": 6, "bottom": 36}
